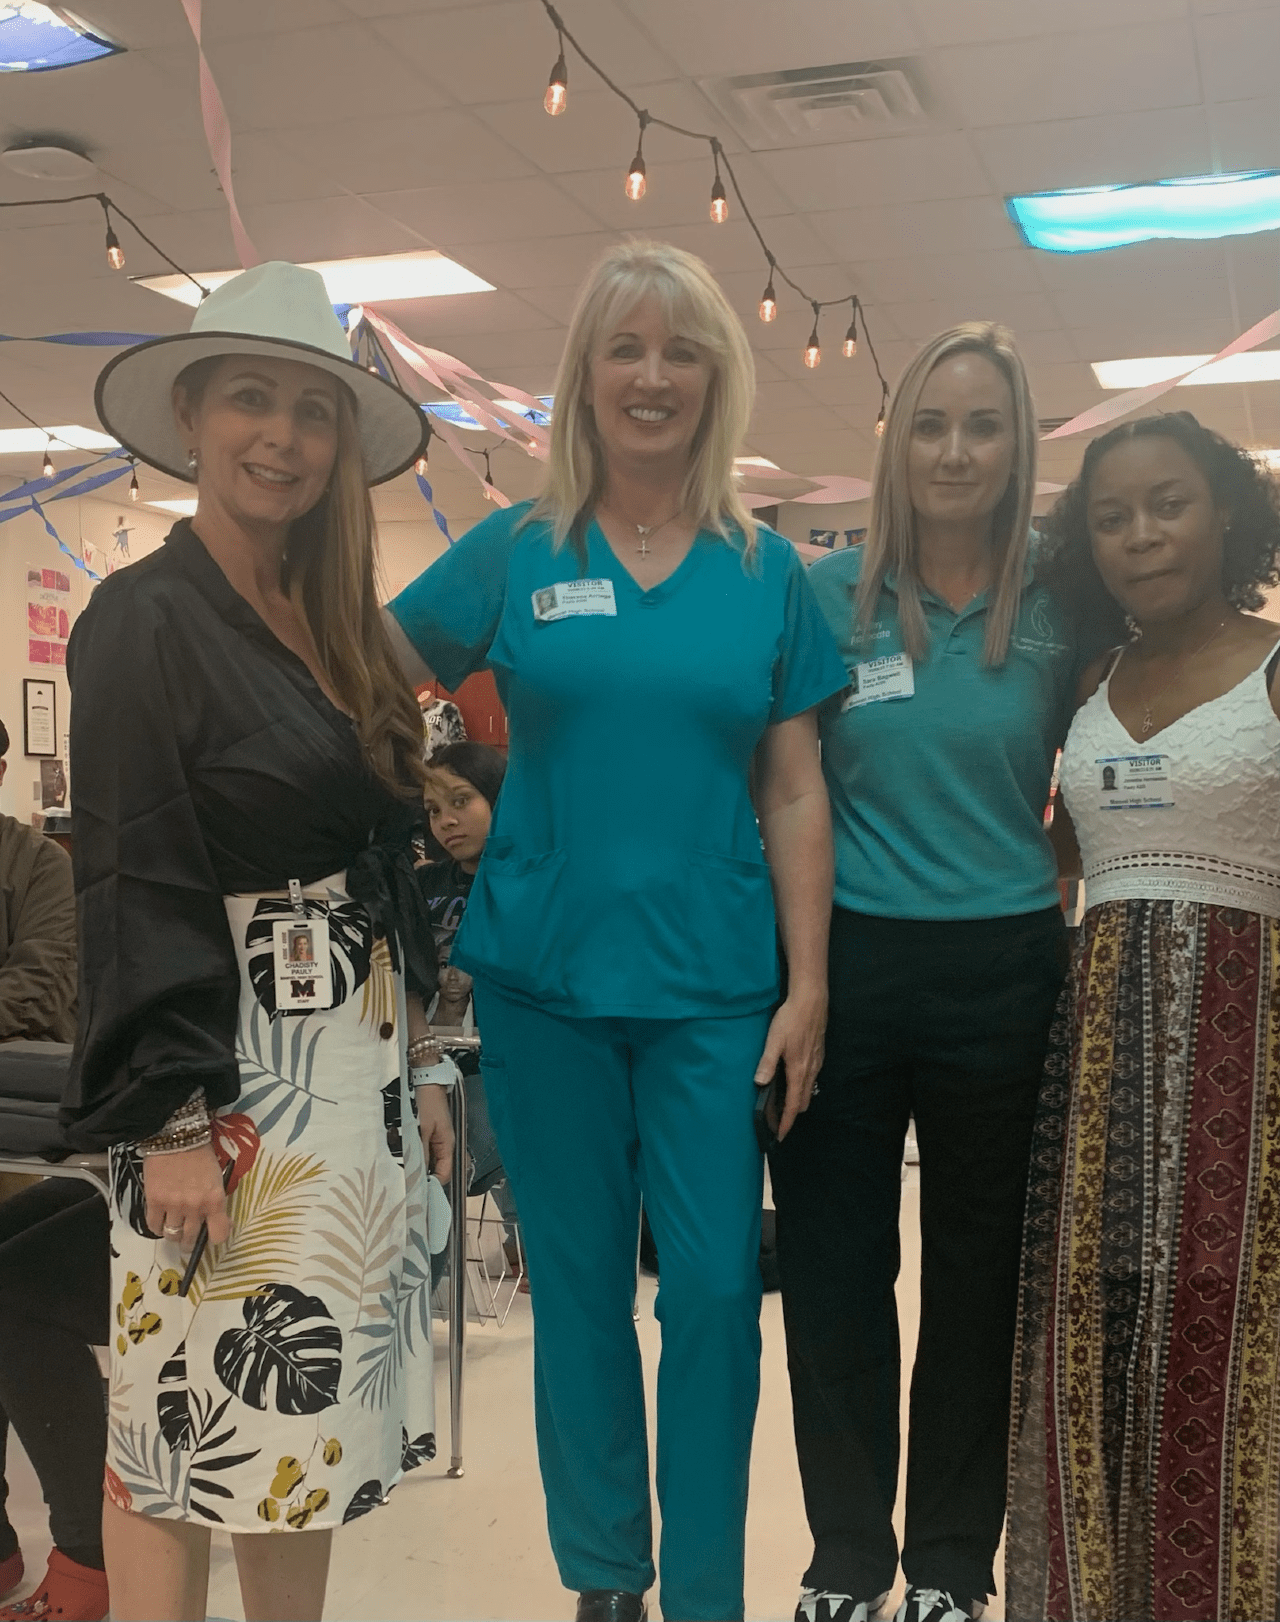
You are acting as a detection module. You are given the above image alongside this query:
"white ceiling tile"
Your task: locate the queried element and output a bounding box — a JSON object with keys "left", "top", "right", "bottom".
{"left": 849, "top": 248, "right": 1043, "bottom": 305}
{"left": 273, "top": 110, "right": 533, "bottom": 193}
{"left": 615, "top": 0, "right": 923, "bottom": 77}
{"left": 973, "top": 106, "right": 1212, "bottom": 195}
{"left": 880, "top": 290, "right": 1063, "bottom": 338}
{"left": 812, "top": 196, "right": 1017, "bottom": 259}
{"left": 1207, "top": 96, "right": 1280, "bottom": 170}
{"left": 446, "top": 231, "right": 621, "bottom": 289}
{"left": 374, "top": 1, "right": 678, "bottom": 105}
{"left": 757, "top": 134, "right": 991, "bottom": 213}
{"left": 203, "top": 23, "right": 452, "bottom": 132}
{"left": 236, "top": 194, "right": 425, "bottom": 262}
{"left": 1196, "top": 7, "right": 1280, "bottom": 101}
{"left": 369, "top": 178, "right": 600, "bottom": 245}
{"left": 927, "top": 22, "right": 1201, "bottom": 126}
{"left": 907, "top": 0, "right": 1188, "bottom": 46}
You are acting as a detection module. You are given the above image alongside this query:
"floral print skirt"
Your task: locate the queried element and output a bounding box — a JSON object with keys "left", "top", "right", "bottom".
{"left": 105, "top": 875, "right": 443, "bottom": 1533}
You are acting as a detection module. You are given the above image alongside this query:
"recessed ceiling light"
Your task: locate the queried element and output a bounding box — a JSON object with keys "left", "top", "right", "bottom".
{"left": 1092, "top": 351, "right": 1280, "bottom": 389}
{"left": 147, "top": 498, "right": 198, "bottom": 516}
{"left": 1009, "top": 169, "right": 1280, "bottom": 254}
{"left": 0, "top": 3, "right": 122, "bottom": 72}
{"left": 2, "top": 141, "right": 97, "bottom": 180}
{"left": 0, "top": 424, "right": 118, "bottom": 454}
{"left": 135, "top": 250, "right": 495, "bottom": 309}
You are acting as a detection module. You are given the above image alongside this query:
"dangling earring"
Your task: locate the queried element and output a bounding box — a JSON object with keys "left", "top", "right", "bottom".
{"left": 187, "top": 449, "right": 198, "bottom": 473}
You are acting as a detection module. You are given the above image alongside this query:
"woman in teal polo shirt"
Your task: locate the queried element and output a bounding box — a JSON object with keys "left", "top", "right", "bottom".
{"left": 770, "top": 323, "right": 1075, "bottom": 1622}
{"left": 384, "top": 241, "right": 847, "bottom": 1622}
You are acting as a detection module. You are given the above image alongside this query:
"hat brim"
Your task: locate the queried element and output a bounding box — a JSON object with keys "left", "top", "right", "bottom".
{"left": 95, "top": 331, "right": 429, "bottom": 487}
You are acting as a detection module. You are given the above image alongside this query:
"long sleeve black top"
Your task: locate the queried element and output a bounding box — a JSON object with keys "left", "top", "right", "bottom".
{"left": 61, "top": 521, "right": 427, "bottom": 1151}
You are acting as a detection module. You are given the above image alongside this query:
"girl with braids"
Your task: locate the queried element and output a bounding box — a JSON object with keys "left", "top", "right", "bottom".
{"left": 1006, "top": 412, "right": 1280, "bottom": 1622}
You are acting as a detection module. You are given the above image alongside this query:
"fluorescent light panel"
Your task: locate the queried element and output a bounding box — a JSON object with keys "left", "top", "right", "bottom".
{"left": 1092, "top": 351, "right": 1280, "bottom": 389}
{"left": 0, "top": 424, "right": 119, "bottom": 454}
{"left": 147, "top": 498, "right": 199, "bottom": 516}
{"left": 1009, "top": 169, "right": 1280, "bottom": 254}
{"left": 136, "top": 251, "right": 494, "bottom": 309}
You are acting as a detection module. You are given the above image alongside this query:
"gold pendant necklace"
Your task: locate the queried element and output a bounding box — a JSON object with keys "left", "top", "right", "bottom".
{"left": 1134, "top": 618, "right": 1229, "bottom": 737}
{"left": 605, "top": 506, "right": 683, "bottom": 556}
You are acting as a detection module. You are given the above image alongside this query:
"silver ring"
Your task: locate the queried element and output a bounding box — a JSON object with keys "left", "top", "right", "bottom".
{"left": 163, "top": 1224, "right": 183, "bottom": 1237}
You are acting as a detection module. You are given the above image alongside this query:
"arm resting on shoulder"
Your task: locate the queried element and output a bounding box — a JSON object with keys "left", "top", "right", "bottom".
{"left": 382, "top": 606, "right": 436, "bottom": 688}
{"left": 752, "top": 708, "right": 834, "bottom": 1138}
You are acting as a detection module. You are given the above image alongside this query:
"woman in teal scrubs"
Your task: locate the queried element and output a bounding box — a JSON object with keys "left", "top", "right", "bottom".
{"left": 384, "top": 241, "right": 848, "bottom": 1622}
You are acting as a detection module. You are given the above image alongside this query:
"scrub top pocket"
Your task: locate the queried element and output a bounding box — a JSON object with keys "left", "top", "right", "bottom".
{"left": 456, "top": 847, "right": 569, "bottom": 1003}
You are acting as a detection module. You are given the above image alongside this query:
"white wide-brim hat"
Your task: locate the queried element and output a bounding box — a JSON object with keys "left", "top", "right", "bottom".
{"left": 95, "top": 260, "right": 429, "bottom": 486}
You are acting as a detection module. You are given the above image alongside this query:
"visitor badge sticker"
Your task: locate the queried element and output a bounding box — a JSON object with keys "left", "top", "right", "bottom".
{"left": 842, "top": 652, "right": 915, "bottom": 710}
{"left": 1096, "top": 754, "right": 1174, "bottom": 810}
{"left": 272, "top": 916, "right": 333, "bottom": 1011}
{"left": 532, "top": 579, "right": 617, "bottom": 622}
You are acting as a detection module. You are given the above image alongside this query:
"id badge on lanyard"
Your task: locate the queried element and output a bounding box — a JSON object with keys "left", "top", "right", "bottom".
{"left": 841, "top": 651, "right": 915, "bottom": 711}
{"left": 273, "top": 879, "right": 333, "bottom": 1013}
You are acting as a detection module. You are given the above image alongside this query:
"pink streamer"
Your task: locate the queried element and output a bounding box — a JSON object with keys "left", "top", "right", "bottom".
{"left": 178, "top": 0, "right": 260, "bottom": 270}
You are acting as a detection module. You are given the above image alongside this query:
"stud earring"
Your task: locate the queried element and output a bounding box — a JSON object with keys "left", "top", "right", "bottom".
{"left": 187, "top": 449, "right": 198, "bottom": 473}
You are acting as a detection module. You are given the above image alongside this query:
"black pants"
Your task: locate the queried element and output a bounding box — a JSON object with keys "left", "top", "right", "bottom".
{"left": 0, "top": 1179, "right": 110, "bottom": 1571}
{"left": 770, "top": 906, "right": 1068, "bottom": 1608}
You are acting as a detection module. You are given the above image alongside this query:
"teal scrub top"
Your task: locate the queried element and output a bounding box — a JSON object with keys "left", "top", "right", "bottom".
{"left": 390, "top": 502, "right": 849, "bottom": 1018}
{"left": 808, "top": 544, "right": 1079, "bottom": 922}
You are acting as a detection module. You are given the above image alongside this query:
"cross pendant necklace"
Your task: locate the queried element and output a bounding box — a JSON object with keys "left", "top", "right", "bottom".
{"left": 1133, "top": 617, "right": 1229, "bottom": 737}
{"left": 605, "top": 506, "right": 684, "bottom": 555}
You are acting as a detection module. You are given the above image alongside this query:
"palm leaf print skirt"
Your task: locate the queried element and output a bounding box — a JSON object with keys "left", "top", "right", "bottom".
{"left": 104, "top": 876, "right": 443, "bottom": 1532}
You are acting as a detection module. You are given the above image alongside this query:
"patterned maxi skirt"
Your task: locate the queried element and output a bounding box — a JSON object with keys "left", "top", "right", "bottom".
{"left": 1006, "top": 899, "right": 1280, "bottom": 1622}
{"left": 104, "top": 877, "right": 443, "bottom": 1533}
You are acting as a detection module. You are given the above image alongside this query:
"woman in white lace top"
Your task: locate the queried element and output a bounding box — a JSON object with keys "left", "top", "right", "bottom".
{"left": 1005, "top": 411, "right": 1280, "bottom": 1622}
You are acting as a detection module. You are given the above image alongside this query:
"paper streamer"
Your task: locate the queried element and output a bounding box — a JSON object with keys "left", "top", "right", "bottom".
{"left": 0, "top": 496, "right": 104, "bottom": 582}
{"left": 178, "top": 0, "right": 260, "bottom": 270}
{"left": 0, "top": 454, "right": 132, "bottom": 509}
{"left": 0, "top": 331, "right": 159, "bottom": 347}
{"left": 415, "top": 470, "right": 455, "bottom": 545}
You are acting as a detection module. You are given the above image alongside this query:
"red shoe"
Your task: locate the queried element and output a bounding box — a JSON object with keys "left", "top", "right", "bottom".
{"left": 0, "top": 1551, "right": 108, "bottom": 1621}
{"left": 0, "top": 1553, "right": 21, "bottom": 1603}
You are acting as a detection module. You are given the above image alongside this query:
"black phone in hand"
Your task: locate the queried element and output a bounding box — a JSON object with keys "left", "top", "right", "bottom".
{"left": 753, "top": 1062, "right": 786, "bottom": 1155}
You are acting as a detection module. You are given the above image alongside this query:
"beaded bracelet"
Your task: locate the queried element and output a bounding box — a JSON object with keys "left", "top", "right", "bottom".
{"left": 407, "top": 1034, "right": 443, "bottom": 1065}
{"left": 137, "top": 1091, "right": 213, "bottom": 1159}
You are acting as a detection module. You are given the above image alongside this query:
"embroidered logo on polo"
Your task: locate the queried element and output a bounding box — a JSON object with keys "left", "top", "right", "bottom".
{"left": 1011, "top": 590, "right": 1070, "bottom": 657}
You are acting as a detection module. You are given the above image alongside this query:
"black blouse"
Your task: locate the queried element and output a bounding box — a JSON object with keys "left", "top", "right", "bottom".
{"left": 61, "top": 521, "right": 428, "bottom": 1151}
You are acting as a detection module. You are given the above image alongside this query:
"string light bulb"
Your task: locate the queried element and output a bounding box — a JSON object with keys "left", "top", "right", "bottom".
{"left": 544, "top": 38, "right": 568, "bottom": 115}
{"left": 41, "top": 444, "right": 54, "bottom": 481}
{"left": 626, "top": 140, "right": 647, "bottom": 201}
{"left": 128, "top": 462, "right": 139, "bottom": 499}
{"left": 709, "top": 143, "right": 728, "bottom": 224}
{"left": 415, "top": 456, "right": 429, "bottom": 477}
{"left": 758, "top": 272, "right": 777, "bottom": 324}
{"left": 104, "top": 223, "right": 124, "bottom": 272}
{"left": 875, "top": 387, "right": 889, "bottom": 438}
{"left": 843, "top": 300, "right": 858, "bottom": 359}
{"left": 804, "top": 305, "right": 822, "bottom": 369}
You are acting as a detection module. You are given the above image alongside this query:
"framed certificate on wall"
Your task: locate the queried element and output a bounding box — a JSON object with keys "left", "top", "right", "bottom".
{"left": 22, "top": 679, "right": 57, "bottom": 758}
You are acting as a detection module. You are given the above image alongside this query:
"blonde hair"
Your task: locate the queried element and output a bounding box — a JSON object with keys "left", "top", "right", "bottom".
{"left": 527, "top": 240, "right": 759, "bottom": 560}
{"left": 177, "top": 357, "right": 425, "bottom": 797}
{"left": 855, "top": 322, "right": 1037, "bottom": 666}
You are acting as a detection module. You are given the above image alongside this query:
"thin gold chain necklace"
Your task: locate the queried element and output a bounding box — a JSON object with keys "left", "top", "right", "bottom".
{"left": 601, "top": 504, "right": 684, "bottom": 556}
{"left": 1126, "top": 618, "right": 1229, "bottom": 737}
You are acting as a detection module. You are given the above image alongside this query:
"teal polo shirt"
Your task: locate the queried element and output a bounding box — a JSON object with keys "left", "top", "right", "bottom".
{"left": 808, "top": 544, "right": 1078, "bottom": 921}
{"left": 389, "top": 501, "right": 848, "bottom": 1018}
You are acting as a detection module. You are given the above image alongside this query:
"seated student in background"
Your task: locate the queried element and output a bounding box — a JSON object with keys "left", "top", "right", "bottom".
{"left": 413, "top": 742, "right": 522, "bottom": 1274}
{"left": 0, "top": 1183, "right": 110, "bottom": 1622}
{"left": 0, "top": 720, "right": 76, "bottom": 1043}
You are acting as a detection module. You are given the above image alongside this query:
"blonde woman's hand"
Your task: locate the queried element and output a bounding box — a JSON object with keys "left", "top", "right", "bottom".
{"left": 753, "top": 988, "right": 827, "bottom": 1142}
{"left": 144, "top": 1144, "right": 230, "bottom": 1251}
{"left": 417, "top": 1084, "right": 455, "bottom": 1183}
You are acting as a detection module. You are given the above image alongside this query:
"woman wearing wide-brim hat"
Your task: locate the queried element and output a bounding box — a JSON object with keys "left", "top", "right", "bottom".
{"left": 61, "top": 261, "right": 455, "bottom": 1622}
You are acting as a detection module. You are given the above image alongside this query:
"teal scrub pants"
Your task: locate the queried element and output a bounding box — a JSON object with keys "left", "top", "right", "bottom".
{"left": 471, "top": 978, "right": 770, "bottom": 1622}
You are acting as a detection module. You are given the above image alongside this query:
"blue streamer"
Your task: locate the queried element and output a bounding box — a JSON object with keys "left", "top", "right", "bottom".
{"left": 0, "top": 453, "right": 130, "bottom": 508}
{"left": 0, "top": 331, "right": 159, "bottom": 346}
{"left": 1, "top": 496, "right": 103, "bottom": 582}
{"left": 415, "top": 470, "right": 454, "bottom": 546}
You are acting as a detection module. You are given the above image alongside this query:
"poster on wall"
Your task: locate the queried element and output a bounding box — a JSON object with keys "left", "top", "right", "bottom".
{"left": 26, "top": 566, "right": 72, "bottom": 667}
{"left": 40, "top": 759, "right": 67, "bottom": 808}
{"left": 808, "top": 529, "right": 868, "bottom": 550}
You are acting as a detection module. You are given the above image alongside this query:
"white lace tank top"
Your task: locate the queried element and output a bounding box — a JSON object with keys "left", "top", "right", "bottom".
{"left": 1059, "top": 636, "right": 1280, "bottom": 917}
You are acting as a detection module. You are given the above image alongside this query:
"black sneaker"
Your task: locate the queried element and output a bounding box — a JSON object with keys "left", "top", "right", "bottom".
{"left": 893, "top": 1587, "right": 983, "bottom": 1622}
{"left": 795, "top": 1588, "right": 890, "bottom": 1622}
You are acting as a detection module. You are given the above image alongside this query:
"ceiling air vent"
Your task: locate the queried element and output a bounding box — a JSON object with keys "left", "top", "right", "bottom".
{"left": 698, "top": 59, "right": 928, "bottom": 149}
{"left": 1038, "top": 418, "right": 1071, "bottom": 435}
